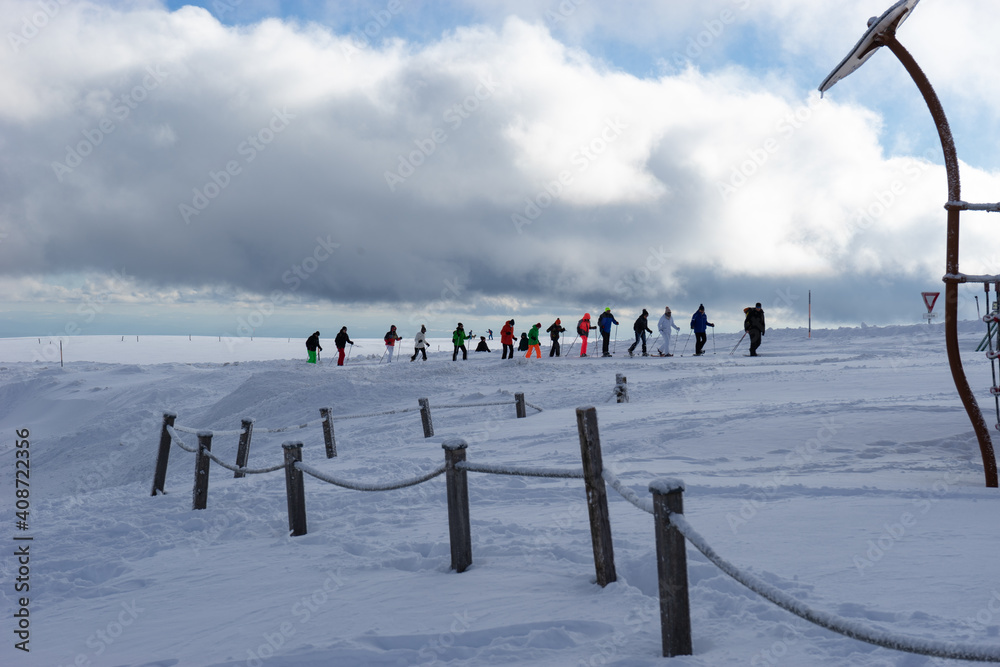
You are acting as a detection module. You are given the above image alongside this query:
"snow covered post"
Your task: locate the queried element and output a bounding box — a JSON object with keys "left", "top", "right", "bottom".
{"left": 150, "top": 411, "right": 176, "bottom": 496}
{"left": 442, "top": 438, "right": 472, "bottom": 573}
{"left": 233, "top": 419, "right": 254, "bottom": 479}
{"left": 514, "top": 392, "right": 527, "bottom": 418}
{"left": 614, "top": 374, "right": 629, "bottom": 403}
{"left": 320, "top": 408, "right": 337, "bottom": 458}
{"left": 282, "top": 442, "right": 307, "bottom": 537}
{"left": 650, "top": 478, "right": 692, "bottom": 657}
{"left": 192, "top": 431, "right": 213, "bottom": 510}
{"left": 419, "top": 398, "right": 434, "bottom": 438}
{"left": 575, "top": 406, "right": 616, "bottom": 587}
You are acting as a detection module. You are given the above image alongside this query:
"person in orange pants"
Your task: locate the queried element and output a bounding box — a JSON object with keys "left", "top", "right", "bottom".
{"left": 577, "top": 313, "right": 595, "bottom": 357}
{"left": 525, "top": 323, "right": 542, "bottom": 358}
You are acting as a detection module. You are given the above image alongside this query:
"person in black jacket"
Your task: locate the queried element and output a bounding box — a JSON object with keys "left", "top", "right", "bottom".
{"left": 334, "top": 327, "right": 353, "bottom": 366}
{"left": 305, "top": 331, "right": 322, "bottom": 364}
{"left": 475, "top": 336, "right": 491, "bottom": 352}
{"left": 517, "top": 332, "right": 529, "bottom": 351}
{"left": 628, "top": 309, "right": 652, "bottom": 357}
{"left": 744, "top": 303, "right": 766, "bottom": 356}
{"left": 546, "top": 319, "right": 566, "bottom": 357}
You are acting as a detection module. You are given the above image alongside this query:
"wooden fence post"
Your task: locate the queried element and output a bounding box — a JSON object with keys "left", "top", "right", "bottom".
{"left": 575, "top": 406, "right": 616, "bottom": 587}
{"left": 419, "top": 398, "right": 434, "bottom": 438}
{"left": 151, "top": 412, "right": 176, "bottom": 496}
{"left": 442, "top": 438, "right": 472, "bottom": 573}
{"left": 320, "top": 407, "right": 337, "bottom": 458}
{"left": 233, "top": 419, "right": 254, "bottom": 479}
{"left": 283, "top": 442, "right": 307, "bottom": 537}
{"left": 614, "top": 374, "right": 629, "bottom": 403}
{"left": 192, "top": 431, "right": 213, "bottom": 510}
{"left": 650, "top": 478, "right": 692, "bottom": 657}
{"left": 514, "top": 392, "right": 527, "bottom": 418}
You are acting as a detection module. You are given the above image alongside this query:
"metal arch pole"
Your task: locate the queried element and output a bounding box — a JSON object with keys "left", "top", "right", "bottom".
{"left": 882, "top": 35, "right": 998, "bottom": 487}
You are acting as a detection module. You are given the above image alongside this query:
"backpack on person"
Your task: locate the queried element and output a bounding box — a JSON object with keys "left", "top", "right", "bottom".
{"left": 577, "top": 319, "right": 587, "bottom": 336}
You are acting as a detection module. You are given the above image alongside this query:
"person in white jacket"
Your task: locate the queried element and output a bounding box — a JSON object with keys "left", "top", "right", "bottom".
{"left": 410, "top": 325, "right": 428, "bottom": 361}
{"left": 657, "top": 306, "right": 681, "bottom": 356}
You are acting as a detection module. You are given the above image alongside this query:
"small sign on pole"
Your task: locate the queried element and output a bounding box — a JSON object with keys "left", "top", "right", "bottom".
{"left": 921, "top": 291, "right": 940, "bottom": 324}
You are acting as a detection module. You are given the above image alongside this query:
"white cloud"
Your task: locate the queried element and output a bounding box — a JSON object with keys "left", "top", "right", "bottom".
{"left": 0, "top": 0, "right": 998, "bottom": 335}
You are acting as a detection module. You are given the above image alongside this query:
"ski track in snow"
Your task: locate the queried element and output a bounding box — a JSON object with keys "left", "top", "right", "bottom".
{"left": 1, "top": 323, "right": 999, "bottom": 666}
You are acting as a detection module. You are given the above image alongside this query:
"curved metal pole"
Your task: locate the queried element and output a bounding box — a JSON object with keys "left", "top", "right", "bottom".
{"left": 882, "top": 35, "right": 998, "bottom": 487}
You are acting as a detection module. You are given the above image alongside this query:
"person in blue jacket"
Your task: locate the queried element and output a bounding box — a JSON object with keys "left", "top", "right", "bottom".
{"left": 690, "top": 304, "right": 714, "bottom": 356}
{"left": 596, "top": 308, "right": 619, "bottom": 357}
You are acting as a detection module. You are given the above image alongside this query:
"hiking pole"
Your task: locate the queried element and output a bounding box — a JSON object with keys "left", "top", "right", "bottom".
{"left": 613, "top": 324, "right": 618, "bottom": 353}
{"left": 347, "top": 343, "right": 354, "bottom": 362}
{"left": 730, "top": 331, "right": 747, "bottom": 355}
{"left": 648, "top": 334, "right": 660, "bottom": 355}
{"left": 680, "top": 331, "right": 692, "bottom": 356}
{"left": 712, "top": 328, "right": 716, "bottom": 354}
{"left": 565, "top": 335, "right": 579, "bottom": 356}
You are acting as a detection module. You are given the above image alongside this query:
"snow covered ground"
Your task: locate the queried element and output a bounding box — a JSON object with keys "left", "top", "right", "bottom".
{"left": 2, "top": 323, "right": 1000, "bottom": 666}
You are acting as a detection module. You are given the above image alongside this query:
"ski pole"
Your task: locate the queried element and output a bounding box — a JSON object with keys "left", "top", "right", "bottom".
{"left": 613, "top": 324, "right": 618, "bottom": 353}
{"left": 712, "top": 328, "right": 716, "bottom": 354}
{"left": 730, "top": 331, "right": 747, "bottom": 355}
{"left": 565, "top": 335, "right": 579, "bottom": 356}
{"left": 976, "top": 295, "right": 982, "bottom": 320}
{"left": 648, "top": 334, "right": 660, "bottom": 354}
{"left": 347, "top": 343, "right": 354, "bottom": 362}
{"left": 680, "top": 331, "right": 692, "bottom": 356}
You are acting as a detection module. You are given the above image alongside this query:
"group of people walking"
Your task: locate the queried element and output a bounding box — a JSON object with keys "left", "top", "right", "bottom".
{"left": 306, "top": 303, "right": 766, "bottom": 364}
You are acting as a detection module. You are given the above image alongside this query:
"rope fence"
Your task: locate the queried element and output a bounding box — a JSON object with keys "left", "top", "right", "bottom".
{"left": 600, "top": 452, "right": 1000, "bottom": 661}
{"left": 150, "top": 392, "right": 997, "bottom": 662}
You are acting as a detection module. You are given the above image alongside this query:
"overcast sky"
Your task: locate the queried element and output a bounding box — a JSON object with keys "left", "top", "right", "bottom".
{"left": 2, "top": 0, "right": 999, "bottom": 340}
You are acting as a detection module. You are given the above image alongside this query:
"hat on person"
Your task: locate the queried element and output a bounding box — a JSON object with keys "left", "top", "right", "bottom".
{"left": 698, "top": 304, "right": 704, "bottom": 310}
{"left": 755, "top": 302, "right": 762, "bottom": 308}
{"left": 457, "top": 322, "right": 464, "bottom": 327}
{"left": 604, "top": 307, "right": 611, "bottom": 312}
{"left": 555, "top": 318, "right": 561, "bottom": 324}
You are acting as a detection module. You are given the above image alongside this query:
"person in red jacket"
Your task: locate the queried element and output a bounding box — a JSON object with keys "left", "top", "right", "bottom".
{"left": 383, "top": 325, "right": 402, "bottom": 362}
{"left": 577, "top": 313, "right": 595, "bottom": 357}
{"left": 500, "top": 319, "right": 515, "bottom": 359}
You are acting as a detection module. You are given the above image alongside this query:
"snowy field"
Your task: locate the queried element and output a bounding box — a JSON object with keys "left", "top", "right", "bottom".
{"left": 2, "top": 323, "right": 1000, "bottom": 666}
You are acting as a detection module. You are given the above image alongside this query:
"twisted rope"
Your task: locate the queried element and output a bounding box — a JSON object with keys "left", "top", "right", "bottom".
{"left": 457, "top": 461, "right": 584, "bottom": 479}
{"left": 166, "top": 426, "right": 286, "bottom": 474}
{"left": 524, "top": 402, "right": 544, "bottom": 412}
{"left": 601, "top": 468, "right": 654, "bottom": 514}
{"left": 254, "top": 417, "right": 325, "bottom": 433}
{"left": 165, "top": 426, "right": 199, "bottom": 453}
{"left": 432, "top": 401, "right": 515, "bottom": 409}
{"left": 295, "top": 462, "right": 446, "bottom": 491}
{"left": 670, "top": 513, "right": 1000, "bottom": 662}
{"left": 331, "top": 407, "right": 419, "bottom": 420}
{"left": 173, "top": 424, "right": 247, "bottom": 437}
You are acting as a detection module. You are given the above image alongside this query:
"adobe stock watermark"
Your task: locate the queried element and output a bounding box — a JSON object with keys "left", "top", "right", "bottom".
{"left": 179, "top": 107, "right": 295, "bottom": 224}
{"left": 613, "top": 246, "right": 672, "bottom": 300}
{"left": 845, "top": 151, "right": 935, "bottom": 237}
{"left": 726, "top": 417, "right": 841, "bottom": 533}
{"left": 243, "top": 568, "right": 346, "bottom": 666}
{"left": 51, "top": 65, "right": 169, "bottom": 182}
{"left": 717, "top": 94, "right": 822, "bottom": 202}
{"left": 511, "top": 116, "right": 628, "bottom": 234}
{"left": 56, "top": 599, "right": 144, "bottom": 667}
{"left": 221, "top": 235, "right": 339, "bottom": 347}
{"left": 851, "top": 469, "right": 961, "bottom": 575}
{"left": 384, "top": 74, "right": 500, "bottom": 192}
{"left": 669, "top": 0, "right": 753, "bottom": 70}
{"left": 8, "top": 0, "right": 73, "bottom": 53}
{"left": 340, "top": 0, "right": 405, "bottom": 61}
{"left": 544, "top": 0, "right": 585, "bottom": 25}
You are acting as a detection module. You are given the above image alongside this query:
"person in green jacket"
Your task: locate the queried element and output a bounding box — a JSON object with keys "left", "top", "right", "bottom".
{"left": 525, "top": 322, "right": 542, "bottom": 358}
{"left": 452, "top": 322, "right": 472, "bottom": 361}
